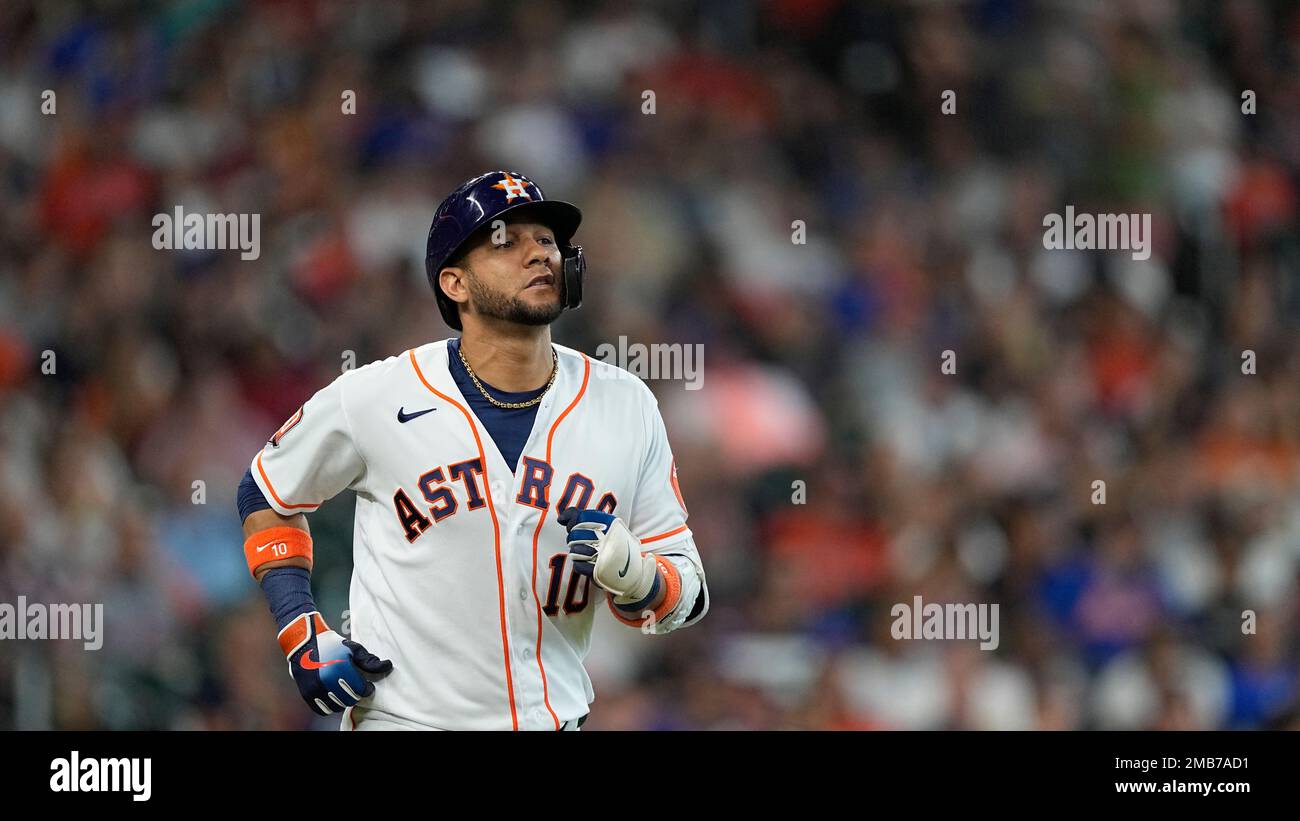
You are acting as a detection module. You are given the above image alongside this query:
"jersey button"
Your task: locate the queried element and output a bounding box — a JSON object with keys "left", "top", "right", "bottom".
{"left": 522, "top": 648, "right": 533, "bottom": 661}
{"left": 519, "top": 586, "right": 529, "bottom": 600}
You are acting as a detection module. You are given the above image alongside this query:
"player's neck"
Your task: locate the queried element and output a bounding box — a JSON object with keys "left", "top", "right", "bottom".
{"left": 457, "top": 327, "right": 554, "bottom": 392}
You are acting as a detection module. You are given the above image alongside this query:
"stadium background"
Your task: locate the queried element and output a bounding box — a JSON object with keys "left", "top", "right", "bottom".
{"left": 2, "top": 0, "right": 1300, "bottom": 730}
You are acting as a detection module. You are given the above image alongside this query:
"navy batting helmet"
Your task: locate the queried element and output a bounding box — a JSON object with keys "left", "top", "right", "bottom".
{"left": 424, "top": 170, "right": 585, "bottom": 331}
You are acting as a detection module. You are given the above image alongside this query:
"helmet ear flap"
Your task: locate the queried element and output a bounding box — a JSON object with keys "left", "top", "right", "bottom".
{"left": 561, "top": 244, "right": 584, "bottom": 310}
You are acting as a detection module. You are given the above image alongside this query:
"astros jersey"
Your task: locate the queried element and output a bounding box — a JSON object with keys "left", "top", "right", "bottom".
{"left": 249, "top": 339, "right": 709, "bottom": 730}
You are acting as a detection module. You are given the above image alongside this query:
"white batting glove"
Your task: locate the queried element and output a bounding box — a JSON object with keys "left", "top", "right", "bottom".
{"left": 557, "top": 508, "right": 659, "bottom": 603}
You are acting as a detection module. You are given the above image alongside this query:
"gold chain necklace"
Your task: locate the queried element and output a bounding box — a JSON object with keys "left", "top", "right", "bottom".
{"left": 457, "top": 342, "right": 558, "bottom": 410}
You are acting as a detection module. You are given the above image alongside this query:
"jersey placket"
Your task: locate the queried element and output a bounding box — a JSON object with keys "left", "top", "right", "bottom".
{"left": 475, "top": 366, "right": 568, "bottom": 732}
{"left": 409, "top": 344, "right": 553, "bottom": 730}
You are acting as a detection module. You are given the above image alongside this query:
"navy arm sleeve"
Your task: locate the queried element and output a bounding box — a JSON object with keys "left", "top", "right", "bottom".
{"left": 239, "top": 467, "right": 315, "bottom": 628}
{"left": 237, "top": 466, "right": 274, "bottom": 522}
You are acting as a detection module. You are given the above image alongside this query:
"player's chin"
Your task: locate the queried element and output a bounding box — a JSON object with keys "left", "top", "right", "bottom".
{"left": 518, "top": 287, "right": 562, "bottom": 310}
{"left": 507, "top": 294, "right": 564, "bottom": 326}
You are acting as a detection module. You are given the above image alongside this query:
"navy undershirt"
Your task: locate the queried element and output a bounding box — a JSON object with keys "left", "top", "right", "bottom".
{"left": 446, "top": 337, "right": 546, "bottom": 474}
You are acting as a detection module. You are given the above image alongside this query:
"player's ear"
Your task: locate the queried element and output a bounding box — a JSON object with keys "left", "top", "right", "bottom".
{"left": 438, "top": 265, "right": 470, "bottom": 306}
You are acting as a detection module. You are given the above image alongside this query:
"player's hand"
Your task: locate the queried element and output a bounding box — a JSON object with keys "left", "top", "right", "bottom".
{"left": 277, "top": 611, "right": 394, "bottom": 716}
{"left": 557, "top": 508, "right": 659, "bottom": 604}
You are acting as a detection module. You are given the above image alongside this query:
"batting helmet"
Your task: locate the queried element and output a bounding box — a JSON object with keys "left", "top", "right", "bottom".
{"left": 424, "top": 170, "right": 585, "bottom": 331}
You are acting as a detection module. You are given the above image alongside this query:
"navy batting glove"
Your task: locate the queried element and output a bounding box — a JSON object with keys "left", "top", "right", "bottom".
{"left": 278, "top": 612, "right": 394, "bottom": 716}
{"left": 557, "top": 507, "right": 618, "bottom": 579}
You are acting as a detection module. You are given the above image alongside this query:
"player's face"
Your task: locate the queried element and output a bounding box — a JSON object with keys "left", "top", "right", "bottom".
{"left": 461, "top": 220, "right": 565, "bottom": 327}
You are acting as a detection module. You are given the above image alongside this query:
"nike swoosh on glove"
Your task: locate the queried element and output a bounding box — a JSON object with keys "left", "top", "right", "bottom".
{"left": 557, "top": 507, "right": 659, "bottom": 604}
{"left": 278, "top": 611, "right": 394, "bottom": 716}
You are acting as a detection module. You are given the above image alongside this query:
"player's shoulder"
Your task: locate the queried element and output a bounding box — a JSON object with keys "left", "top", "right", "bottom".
{"left": 553, "top": 342, "right": 659, "bottom": 409}
{"left": 333, "top": 342, "right": 444, "bottom": 394}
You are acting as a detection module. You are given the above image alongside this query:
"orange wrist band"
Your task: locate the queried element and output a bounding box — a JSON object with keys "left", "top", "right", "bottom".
{"left": 244, "top": 526, "right": 313, "bottom": 578}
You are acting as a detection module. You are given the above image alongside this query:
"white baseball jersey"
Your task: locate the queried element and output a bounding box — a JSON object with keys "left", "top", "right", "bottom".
{"left": 249, "top": 339, "right": 709, "bottom": 730}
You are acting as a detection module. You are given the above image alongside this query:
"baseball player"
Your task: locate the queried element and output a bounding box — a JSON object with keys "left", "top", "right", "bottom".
{"left": 236, "top": 170, "right": 708, "bottom": 730}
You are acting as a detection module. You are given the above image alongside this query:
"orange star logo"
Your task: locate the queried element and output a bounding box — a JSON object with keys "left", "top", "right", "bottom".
{"left": 492, "top": 173, "right": 532, "bottom": 201}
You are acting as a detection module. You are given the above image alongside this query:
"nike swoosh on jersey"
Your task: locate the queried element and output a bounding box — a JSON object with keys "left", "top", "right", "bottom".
{"left": 397, "top": 406, "right": 436, "bottom": 423}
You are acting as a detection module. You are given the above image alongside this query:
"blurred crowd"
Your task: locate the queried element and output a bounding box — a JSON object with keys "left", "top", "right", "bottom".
{"left": 3, "top": 0, "right": 1300, "bottom": 730}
